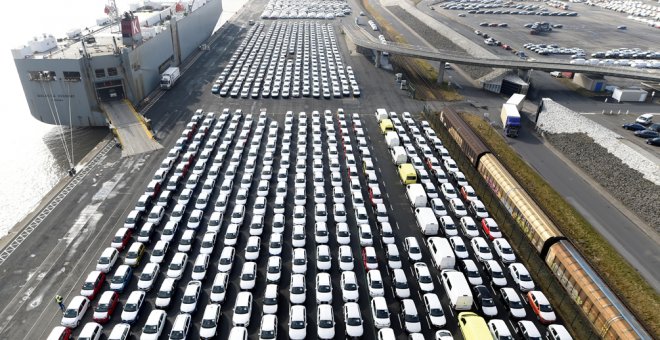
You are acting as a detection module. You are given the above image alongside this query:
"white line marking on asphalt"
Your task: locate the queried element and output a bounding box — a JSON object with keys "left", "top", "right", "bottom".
{"left": 397, "top": 315, "right": 404, "bottom": 329}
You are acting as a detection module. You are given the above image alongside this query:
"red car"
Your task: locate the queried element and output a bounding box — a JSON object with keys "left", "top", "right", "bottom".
{"left": 46, "top": 326, "right": 72, "bottom": 340}
{"left": 111, "top": 227, "right": 132, "bottom": 251}
{"left": 93, "top": 291, "right": 120, "bottom": 323}
{"left": 527, "top": 291, "right": 557, "bottom": 324}
{"left": 80, "top": 271, "right": 106, "bottom": 300}
{"left": 362, "top": 247, "right": 378, "bottom": 271}
{"left": 480, "top": 218, "right": 502, "bottom": 240}
{"left": 459, "top": 185, "right": 478, "bottom": 202}
{"left": 145, "top": 180, "right": 161, "bottom": 199}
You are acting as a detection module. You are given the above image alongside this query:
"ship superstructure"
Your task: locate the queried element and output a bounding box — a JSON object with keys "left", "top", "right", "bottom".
{"left": 12, "top": 0, "right": 222, "bottom": 127}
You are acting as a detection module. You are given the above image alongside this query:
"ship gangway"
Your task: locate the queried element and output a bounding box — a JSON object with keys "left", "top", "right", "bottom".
{"left": 101, "top": 100, "right": 162, "bottom": 157}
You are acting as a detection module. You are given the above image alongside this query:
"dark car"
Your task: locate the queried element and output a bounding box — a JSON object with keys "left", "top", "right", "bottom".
{"left": 211, "top": 84, "right": 221, "bottom": 94}
{"left": 622, "top": 123, "right": 647, "bottom": 131}
{"left": 472, "top": 285, "right": 498, "bottom": 317}
{"left": 647, "top": 123, "right": 660, "bottom": 132}
{"left": 634, "top": 130, "right": 660, "bottom": 138}
{"left": 647, "top": 137, "right": 660, "bottom": 146}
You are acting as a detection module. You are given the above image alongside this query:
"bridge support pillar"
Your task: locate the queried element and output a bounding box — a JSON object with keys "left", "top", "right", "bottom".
{"left": 374, "top": 50, "right": 381, "bottom": 68}
{"left": 437, "top": 61, "right": 446, "bottom": 84}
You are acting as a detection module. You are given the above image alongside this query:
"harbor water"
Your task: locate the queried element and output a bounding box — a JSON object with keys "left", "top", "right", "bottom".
{"left": 0, "top": 0, "right": 247, "bottom": 237}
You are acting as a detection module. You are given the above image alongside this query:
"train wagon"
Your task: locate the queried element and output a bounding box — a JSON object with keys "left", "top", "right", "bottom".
{"left": 545, "top": 241, "right": 649, "bottom": 339}
{"left": 477, "top": 154, "right": 564, "bottom": 256}
{"left": 438, "top": 109, "right": 489, "bottom": 166}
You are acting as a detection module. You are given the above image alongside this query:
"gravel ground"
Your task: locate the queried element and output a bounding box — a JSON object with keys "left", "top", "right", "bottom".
{"left": 546, "top": 133, "right": 660, "bottom": 232}
{"left": 387, "top": 6, "right": 494, "bottom": 79}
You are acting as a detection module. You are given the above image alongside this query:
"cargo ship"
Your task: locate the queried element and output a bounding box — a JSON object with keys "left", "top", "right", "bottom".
{"left": 12, "top": 0, "right": 222, "bottom": 127}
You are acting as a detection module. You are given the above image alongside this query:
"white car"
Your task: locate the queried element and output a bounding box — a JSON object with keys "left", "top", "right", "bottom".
{"left": 359, "top": 224, "right": 374, "bottom": 246}
{"left": 232, "top": 292, "right": 253, "bottom": 327}
{"left": 199, "top": 231, "right": 217, "bottom": 255}
{"left": 374, "top": 203, "right": 388, "bottom": 223}
{"left": 239, "top": 261, "right": 257, "bottom": 290}
{"left": 249, "top": 215, "right": 264, "bottom": 236}
{"left": 414, "top": 262, "right": 435, "bottom": 292}
{"left": 262, "top": 284, "right": 279, "bottom": 315}
{"left": 272, "top": 213, "right": 285, "bottom": 233}
{"left": 178, "top": 229, "right": 195, "bottom": 253}
{"left": 95, "top": 247, "right": 118, "bottom": 273}
{"left": 187, "top": 209, "right": 203, "bottom": 229}
{"left": 166, "top": 252, "right": 187, "bottom": 280}
{"left": 367, "top": 270, "right": 385, "bottom": 297}
{"left": 61, "top": 296, "right": 89, "bottom": 328}
{"left": 191, "top": 253, "right": 210, "bottom": 280}
{"left": 344, "top": 302, "right": 364, "bottom": 337}
{"left": 401, "top": 299, "right": 422, "bottom": 333}
{"left": 423, "top": 293, "right": 447, "bottom": 328}
{"left": 314, "top": 186, "right": 326, "bottom": 204}
{"left": 121, "top": 290, "right": 146, "bottom": 324}
{"left": 259, "top": 314, "right": 278, "bottom": 340}
{"left": 290, "top": 274, "right": 306, "bottom": 304}
{"left": 292, "top": 248, "right": 307, "bottom": 274}
{"left": 180, "top": 280, "right": 202, "bottom": 314}
{"left": 440, "top": 183, "right": 458, "bottom": 199}
{"left": 210, "top": 272, "right": 229, "bottom": 304}
{"left": 509, "top": 263, "right": 535, "bottom": 291}
{"left": 471, "top": 237, "right": 493, "bottom": 262}
{"left": 493, "top": 238, "right": 516, "bottom": 263}
{"left": 315, "top": 204, "right": 328, "bottom": 222}
{"left": 334, "top": 203, "right": 348, "bottom": 222}
{"left": 462, "top": 259, "right": 484, "bottom": 285}
{"left": 355, "top": 206, "right": 369, "bottom": 225}
{"left": 137, "top": 263, "right": 159, "bottom": 291}
{"left": 177, "top": 188, "right": 193, "bottom": 207}
{"left": 293, "top": 205, "right": 306, "bottom": 226}
{"left": 386, "top": 244, "right": 402, "bottom": 269}
{"left": 141, "top": 310, "right": 167, "bottom": 339}
{"left": 380, "top": 222, "right": 395, "bottom": 244}
{"left": 170, "top": 204, "right": 186, "bottom": 222}
{"left": 340, "top": 270, "right": 360, "bottom": 302}
{"left": 289, "top": 305, "right": 307, "bottom": 340}
{"left": 316, "top": 272, "right": 334, "bottom": 304}
{"left": 236, "top": 188, "right": 249, "bottom": 206}
{"left": 392, "top": 268, "right": 411, "bottom": 299}
{"left": 440, "top": 216, "right": 458, "bottom": 236}
{"left": 224, "top": 224, "right": 239, "bottom": 246}
{"left": 315, "top": 222, "right": 329, "bottom": 244}
{"left": 93, "top": 291, "right": 118, "bottom": 323}
{"left": 264, "top": 233, "right": 281, "bottom": 256}
{"left": 317, "top": 245, "right": 332, "bottom": 271}
{"left": 253, "top": 197, "right": 267, "bottom": 216}
{"left": 266, "top": 256, "right": 282, "bottom": 283}
{"left": 404, "top": 237, "right": 423, "bottom": 262}
{"left": 449, "top": 198, "right": 468, "bottom": 217}
{"left": 136, "top": 222, "right": 155, "bottom": 244}
{"left": 430, "top": 198, "right": 447, "bottom": 216}
{"left": 484, "top": 260, "right": 508, "bottom": 287}
{"left": 500, "top": 287, "right": 526, "bottom": 318}
{"left": 147, "top": 205, "right": 165, "bottom": 225}
{"left": 460, "top": 216, "right": 480, "bottom": 238}
{"left": 230, "top": 204, "right": 246, "bottom": 224}
{"left": 317, "top": 305, "right": 335, "bottom": 339}
{"left": 363, "top": 246, "right": 379, "bottom": 271}
{"left": 336, "top": 223, "right": 351, "bottom": 245}
{"left": 338, "top": 245, "right": 354, "bottom": 271}
{"left": 292, "top": 224, "right": 306, "bottom": 248}
{"left": 443, "top": 158, "right": 459, "bottom": 174}
{"left": 294, "top": 188, "right": 306, "bottom": 205}
{"left": 449, "top": 236, "right": 469, "bottom": 259}
{"left": 257, "top": 179, "right": 270, "bottom": 197}
{"left": 217, "top": 246, "right": 235, "bottom": 274}
{"left": 199, "top": 304, "right": 221, "bottom": 339}
{"left": 370, "top": 297, "right": 391, "bottom": 329}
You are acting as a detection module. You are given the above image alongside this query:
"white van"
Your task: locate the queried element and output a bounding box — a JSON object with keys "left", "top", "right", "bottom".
{"left": 390, "top": 146, "right": 407, "bottom": 164}
{"left": 415, "top": 207, "right": 439, "bottom": 235}
{"left": 427, "top": 237, "right": 455, "bottom": 270}
{"left": 406, "top": 184, "right": 427, "bottom": 208}
{"left": 78, "top": 322, "right": 102, "bottom": 340}
{"left": 141, "top": 309, "right": 167, "bottom": 340}
{"left": 375, "top": 108, "right": 388, "bottom": 122}
{"left": 636, "top": 113, "right": 653, "bottom": 125}
{"left": 440, "top": 269, "right": 473, "bottom": 310}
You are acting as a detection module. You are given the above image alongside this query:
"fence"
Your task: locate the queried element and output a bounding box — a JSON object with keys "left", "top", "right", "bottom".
{"left": 422, "top": 106, "right": 600, "bottom": 340}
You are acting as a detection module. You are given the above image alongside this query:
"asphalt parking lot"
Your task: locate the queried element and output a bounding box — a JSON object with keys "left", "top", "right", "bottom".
{"left": 428, "top": 0, "right": 660, "bottom": 62}
{"left": 54, "top": 102, "right": 563, "bottom": 339}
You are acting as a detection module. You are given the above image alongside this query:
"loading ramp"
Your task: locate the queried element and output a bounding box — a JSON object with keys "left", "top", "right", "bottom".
{"left": 101, "top": 100, "right": 162, "bottom": 157}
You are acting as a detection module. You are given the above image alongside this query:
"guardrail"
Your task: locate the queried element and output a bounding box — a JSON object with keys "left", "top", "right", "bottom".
{"left": 342, "top": 24, "right": 660, "bottom": 82}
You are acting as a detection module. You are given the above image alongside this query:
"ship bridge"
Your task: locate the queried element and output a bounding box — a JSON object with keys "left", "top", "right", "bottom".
{"left": 101, "top": 100, "right": 162, "bottom": 157}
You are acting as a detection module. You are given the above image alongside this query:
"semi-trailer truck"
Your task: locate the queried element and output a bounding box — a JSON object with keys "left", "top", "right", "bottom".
{"left": 501, "top": 103, "right": 521, "bottom": 137}
{"left": 160, "top": 67, "right": 181, "bottom": 90}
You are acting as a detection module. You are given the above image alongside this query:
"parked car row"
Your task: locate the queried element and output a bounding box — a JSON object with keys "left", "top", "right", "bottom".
{"left": 261, "top": 0, "right": 352, "bottom": 19}
{"left": 212, "top": 22, "right": 360, "bottom": 99}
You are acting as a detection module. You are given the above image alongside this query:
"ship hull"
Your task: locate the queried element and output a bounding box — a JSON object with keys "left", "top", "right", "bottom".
{"left": 13, "top": 0, "right": 222, "bottom": 127}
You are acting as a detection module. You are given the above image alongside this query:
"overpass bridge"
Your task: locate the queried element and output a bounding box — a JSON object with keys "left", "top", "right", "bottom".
{"left": 341, "top": 24, "right": 660, "bottom": 83}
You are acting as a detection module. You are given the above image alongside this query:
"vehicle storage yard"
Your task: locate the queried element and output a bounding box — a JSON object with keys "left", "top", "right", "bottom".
{"left": 45, "top": 105, "right": 567, "bottom": 339}
{"left": 430, "top": 0, "right": 660, "bottom": 64}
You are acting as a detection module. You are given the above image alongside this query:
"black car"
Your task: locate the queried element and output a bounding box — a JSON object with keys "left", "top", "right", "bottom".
{"left": 622, "top": 123, "right": 646, "bottom": 131}
{"left": 647, "top": 123, "right": 660, "bottom": 132}
{"left": 647, "top": 137, "right": 660, "bottom": 146}
{"left": 634, "top": 130, "right": 660, "bottom": 138}
{"left": 472, "top": 285, "right": 498, "bottom": 317}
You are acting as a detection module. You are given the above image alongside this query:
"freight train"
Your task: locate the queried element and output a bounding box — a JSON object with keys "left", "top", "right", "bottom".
{"left": 437, "top": 108, "right": 649, "bottom": 339}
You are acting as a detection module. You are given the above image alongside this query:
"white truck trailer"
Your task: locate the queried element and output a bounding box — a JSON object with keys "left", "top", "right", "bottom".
{"left": 160, "top": 67, "right": 181, "bottom": 90}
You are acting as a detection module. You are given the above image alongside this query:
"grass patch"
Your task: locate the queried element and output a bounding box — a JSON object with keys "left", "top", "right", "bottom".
{"left": 460, "top": 112, "right": 660, "bottom": 338}
{"left": 361, "top": 0, "right": 462, "bottom": 102}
